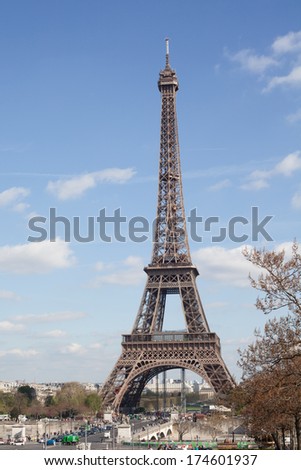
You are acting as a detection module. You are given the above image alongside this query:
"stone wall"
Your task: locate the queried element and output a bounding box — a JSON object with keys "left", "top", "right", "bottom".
{"left": 0, "top": 420, "right": 83, "bottom": 441}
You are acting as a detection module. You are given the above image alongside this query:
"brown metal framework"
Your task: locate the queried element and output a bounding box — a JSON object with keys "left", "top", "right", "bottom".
{"left": 101, "top": 40, "right": 235, "bottom": 412}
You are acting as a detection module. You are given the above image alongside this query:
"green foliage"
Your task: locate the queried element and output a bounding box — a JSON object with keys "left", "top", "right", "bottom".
{"left": 17, "top": 385, "right": 37, "bottom": 403}
{"left": 55, "top": 382, "right": 89, "bottom": 417}
{"left": 84, "top": 392, "right": 102, "bottom": 415}
{"left": 0, "top": 391, "right": 14, "bottom": 414}
{"left": 44, "top": 395, "right": 56, "bottom": 407}
{"left": 0, "top": 383, "right": 102, "bottom": 421}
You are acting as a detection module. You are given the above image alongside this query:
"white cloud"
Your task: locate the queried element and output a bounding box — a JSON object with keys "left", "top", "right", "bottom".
{"left": 61, "top": 343, "right": 86, "bottom": 355}
{"left": 276, "top": 241, "right": 295, "bottom": 252}
{"left": 241, "top": 151, "right": 301, "bottom": 190}
{"left": 223, "top": 337, "right": 254, "bottom": 346}
{"left": 291, "top": 190, "right": 301, "bottom": 209}
{"left": 0, "top": 321, "right": 24, "bottom": 332}
{"left": 123, "top": 256, "right": 143, "bottom": 267}
{"left": 275, "top": 152, "right": 301, "bottom": 176}
{"left": 241, "top": 180, "right": 269, "bottom": 191}
{"left": 208, "top": 179, "right": 232, "bottom": 191}
{"left": 193, "top": 244, "right": 298, "bottom": 288}
{"left": 0, "top": 239, "right": 76, "bottom": 274}
{"left": 43, "top": 329, "right": 67, "bottom": 338}
{"left": 272, "top": 31, "right": 301, "bottom": 55}
{"left": 47, "top": 168, "right": 136, "bottom": 200}
{"left": 273, "top": 242, "right": 301, "bottom": 260}
{"left": 0, "top": 187, "right": 29, "bottom": 206}
{"left": 264, "top": 66, "right": 301, "bottom": 92}
{"left": 89, "top": 342, "right": 103, "bottom": 350}
{"left": 13, "top": 202, "right": 30, "bottom": 213}
{"left": 286, "top": 108, "right": 301, "bottom": 124}
{"left": 14, "top": 311, "right": 87, "bottom": 323}
{"left": 226, "top": 48, "right": 278, "bottom": 74}
{"left": 240, "top": 170, "right": 271, "bottom": 190}
{"left": 0, "top": 348, "right": 38, "bottom": 358}
{"left": 226, "top": 31, "right": 301, "bottom": 95}
{"left": 95, "top": 261, "right": 105, "bottom": 271}
{"left": 0, "top": 290, "right": 20, "bottom": 300}
{"left": 92, "top": 256, "right": 145, "bottom": 286}
{"left": 0, "top": 187, "right": 30, "bottom": 211}
{"left": 193, "top": 246, "right": 261, "bottom": 287}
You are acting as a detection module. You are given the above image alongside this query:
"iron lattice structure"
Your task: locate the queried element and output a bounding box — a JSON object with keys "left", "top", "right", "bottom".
{"left": 101, "top": 41, "right": 235, "bottom": 412}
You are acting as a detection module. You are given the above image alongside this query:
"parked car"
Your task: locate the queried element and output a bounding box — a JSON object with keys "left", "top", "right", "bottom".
{"left": 0, "top": 414, "right": 10, "bottom": 421}
{"left": 62, "top": 435, "right": 79, "bottom": 445}
{"left": 14, "top": 439, "right": 25, "bottom": 446}
{"left": 47, "top": 438, "right": 56, "bottom": 446}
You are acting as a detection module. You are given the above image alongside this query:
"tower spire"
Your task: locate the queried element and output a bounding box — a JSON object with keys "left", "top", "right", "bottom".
{"left": 165, "top": 37, "right": 170, "bottom": 68}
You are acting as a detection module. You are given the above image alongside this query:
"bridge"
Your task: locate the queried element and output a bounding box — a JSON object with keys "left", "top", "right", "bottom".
{"left": 132, "top": 421, "right": 173, "bottom": 442}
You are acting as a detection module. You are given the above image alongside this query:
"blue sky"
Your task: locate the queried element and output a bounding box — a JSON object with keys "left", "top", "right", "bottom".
{"left": 1, "top": 0, "right": 301, "bottom": 384}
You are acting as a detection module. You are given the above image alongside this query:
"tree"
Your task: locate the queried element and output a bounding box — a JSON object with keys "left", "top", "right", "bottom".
{"left": 85, "top": 392, "right": 102, "bottom": 417}
{"left": 17, "top": 385, "right": 37, "bottom": 403}
{"left": 234, "top": 360, "right": 301, "bottom": 449}
{"left": 204, "top": 412, "right": 226, "bottom": 441}
{"left": 27, "top": 399, "right": 45, "bottom": 420}
{"left": 238, "top": 242, "right": 301, "bottom": 449}
{"left": 44, "top": 395, "right": 56, "bottom": 408}
{"left": 238, "top": 314, "right": 301, "bottom": 377}
{"left": 238, "top": 320, "right": 301, "bottom": 449}
{"left": 172, "top": 418, "right": 191, "bottom": 442}
{"left": 54, "top": 382, "right": 87, "bottom": 418}
{"left": 0, "top": 391, "right": 14, "bottom": 415}
{"left": 9, "top": 392, "right": 28, "bottom": 420}
{"left": 243, "top": 242, "right": 301, "bottom": 317}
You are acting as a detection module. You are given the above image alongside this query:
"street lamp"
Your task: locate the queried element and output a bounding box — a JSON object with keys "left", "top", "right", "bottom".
{"left": 43, "top": 418, "right": 49, "bottom": 450}
{"left": 112, "top": 424, "right": 115, "bottom": 450}
{"left": 84, "top": 419, "right": 88, "bottom": 449}
{"left": 36, "top": 419, "right": 39, "bottom": 443}
{"left": 131, "top": 423, "right": 134, "bottom": 449}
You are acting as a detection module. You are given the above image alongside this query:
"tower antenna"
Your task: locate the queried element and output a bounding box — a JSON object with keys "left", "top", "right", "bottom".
{"left": 165, "top": 37, "right": 170, "bottom": 68}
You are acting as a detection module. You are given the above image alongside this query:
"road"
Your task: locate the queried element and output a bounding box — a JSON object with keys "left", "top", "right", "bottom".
{"left": 0, "top": 418, "right": 170, "bottom": 451}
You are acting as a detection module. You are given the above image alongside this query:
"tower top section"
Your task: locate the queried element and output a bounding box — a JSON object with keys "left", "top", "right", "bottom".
{"left": 152, "top": 38, "right": 190, "bottom": 266}
{"left": 165, "top": 37, "right": 170, "bottom": 68}
{"left": 158, "top": 38, "right": 179, "bottom": 92}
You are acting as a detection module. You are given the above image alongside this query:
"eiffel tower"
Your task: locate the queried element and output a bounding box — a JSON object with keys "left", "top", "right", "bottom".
{"left": 101, "top": 40, "right": 234, "bottom": 413}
